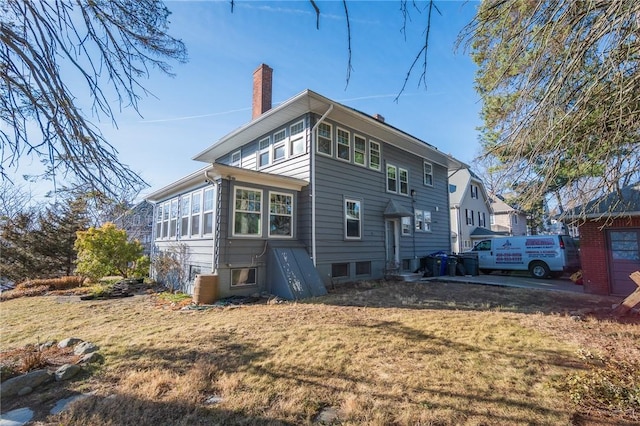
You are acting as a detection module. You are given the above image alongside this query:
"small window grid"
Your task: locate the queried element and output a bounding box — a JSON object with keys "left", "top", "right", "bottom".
{"left": 336, "top": 128, "right": 351, "bottom": 162}
{"left": 233, "top": 187, "right": 262, "bottom": 237}
{"left": 203, "top": 188, "right": 214, "bottom": 235}
{"left": 258, "top": 137, "right": 270, "bottom": 168}
{"left": 269, "top": 192, "right": 293, "bottom": 237}
{"left": 317, "top": 122, "right": 332, "bottom": 156}
{"left": 180, "top": 196, "right": 190, "bottom": 237}
{"left": 354, "top": 135, "right": 366, "bottom": 166}
{"left": 345, "top": 198, "right": 361, "bottom": 239}
{"left": 191, "top": 192, "right": 201, "bottom": 237}
{"left": 399, "top": 168, "right": 409, "bottom": 196}
{"left": 424, "top": 161, "right": 433, "bottom": 186}
{"left": 231, "top": 150, "right": 241, "bottom": 167}
{"left": 401, "top": 216, "right": 411, "bottom": 236}
{"left": 369, "top": 141, "right": 381, "bottom": 171}
{"left": 387, "top": 165, "right": 397, "bottom": 193}
{"left": 273, "top": 129, "right": 286, "bottom": 162}
{"left": 415, "top": 210, "right": 432, "bottom": 232}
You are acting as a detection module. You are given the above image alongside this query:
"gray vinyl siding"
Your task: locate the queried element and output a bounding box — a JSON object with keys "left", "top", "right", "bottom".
{"left": 217, "top": 114, "right": 311, "bottom": 182}
{"left": 312, "top": 137, "right": 451, "bottom": 281}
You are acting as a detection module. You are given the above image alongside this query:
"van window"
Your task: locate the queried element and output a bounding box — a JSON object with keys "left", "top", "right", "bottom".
{"left": 473, "top": 240, "right": 491, "bottom": 251}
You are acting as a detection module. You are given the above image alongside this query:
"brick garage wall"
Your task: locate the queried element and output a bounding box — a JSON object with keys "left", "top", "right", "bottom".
{"left": 579, "top": 216, "right": 640, "bottom": 295}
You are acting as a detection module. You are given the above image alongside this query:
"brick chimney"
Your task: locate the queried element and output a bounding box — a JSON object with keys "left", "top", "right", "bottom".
{"left": 252, "top": 64, "right": 273, "bottom": 119}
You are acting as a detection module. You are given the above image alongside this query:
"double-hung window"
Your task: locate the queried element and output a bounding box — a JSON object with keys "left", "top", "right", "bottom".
{"left": 290, "top": 120, "right": 305, "bottom": 156}
{"left": 258, "top": 137, "right": 270, "bottom": 168}
{"left": 155, "top": 204, "right": 163, "bottom": 239}
{"left": 387, "top": 164, "right": 397, "bottom": 193}
{"left": 317, "top": 122, "right": 332, "bottom": 156}
{"left": 191, "top": 192, "right": 201, "bottom": 237}
{"left": 273, "top": 129, "right": 286, "bottom": 162}
{"left": 203, "top": 188, "right": 215, "bottom": 235}
{"left": 424, "top": 161, "right": 433, "bottom": 186}
{"left": 234, "top": 188, "right": 262, "bottom": 236}
{"left": 471, "top": 185, "right": 478, "bottom": 199}
{"left": 180, "top": 196, "right": 190, "bottom": 237}
{"left": 415, "top": 210, "right": 431, "bottom": 232}
{"left": 269, "top": 192, "right": 293, "bottom": 237}
{"left": 345, "top": 198, "right": 361, "bottom": 239}
{"left": 399, "top": 168, "right": 409, "bottom": 195}
{"left": 369, "top": 141, "right": 381, "bottom": 171}
{"left": 162, "top": 201, "right": 170, "bottom": 238}
{"left": 336, "top": 128, "right": 350, "bottom": 161}
{"left": 354, "top": 135, "right": 366, "bottom": 166}
{"left": 401, "top": 216, "right": 412, "bottom": 235}
{"left": 231, "top": 150, "right": 241, "bottom": 167}
{"left": 169, "top": 199, "right": 178, "bottom": 238}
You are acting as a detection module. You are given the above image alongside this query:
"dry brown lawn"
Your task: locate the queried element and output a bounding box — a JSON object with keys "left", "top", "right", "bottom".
{"left": 1, "top": 280, "right": 638, "bottom": 425}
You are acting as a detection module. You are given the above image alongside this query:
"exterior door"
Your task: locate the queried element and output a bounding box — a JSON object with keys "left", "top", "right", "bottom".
{"left": 385, "top": 219, "right": 399, "bottom": 267}
{"left": 607, "top": 229, "right": 640, "bottom": 296}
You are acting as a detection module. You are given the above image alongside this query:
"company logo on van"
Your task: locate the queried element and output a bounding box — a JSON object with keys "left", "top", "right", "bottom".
{"left": 525, "top": 238, "right": 555, "bottom": 247}
{"left": 501, "top": 240, "right": 512, "bottom": 248}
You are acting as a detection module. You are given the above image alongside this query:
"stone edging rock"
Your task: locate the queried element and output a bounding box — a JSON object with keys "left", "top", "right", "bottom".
{"left": 1, "top": 337, "right": 100, "bottom": 398}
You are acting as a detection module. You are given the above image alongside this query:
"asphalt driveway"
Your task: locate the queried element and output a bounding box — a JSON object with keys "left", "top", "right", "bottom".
{"left": 427, "top": 272, "right": 585, "bottom": 294}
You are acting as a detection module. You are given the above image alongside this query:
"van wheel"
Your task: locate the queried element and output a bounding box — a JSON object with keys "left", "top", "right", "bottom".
{"left": 529, "top": 261, "right": 550, "bottom": 279}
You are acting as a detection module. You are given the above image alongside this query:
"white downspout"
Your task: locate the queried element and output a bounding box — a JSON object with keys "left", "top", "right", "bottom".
{"left": 310, "top": 104, "right": 333, "bottom": 267}
{"left": 204, "top": 169, "right": 217, "bottom": 274}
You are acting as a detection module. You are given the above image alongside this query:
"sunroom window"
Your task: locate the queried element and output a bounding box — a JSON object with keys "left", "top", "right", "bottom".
{"left": 234, "top": 188, "right": 262, "bottom": 236}
{"left": 269, "top": 192, "right": 293, "bottom": 237}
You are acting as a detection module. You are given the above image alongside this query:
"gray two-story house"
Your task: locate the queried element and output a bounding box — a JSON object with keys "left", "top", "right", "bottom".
{"left": 147, "top": 64, "right": 466, "bottom": 299}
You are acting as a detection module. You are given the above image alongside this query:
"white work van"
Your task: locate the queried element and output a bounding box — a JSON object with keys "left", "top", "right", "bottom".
{"left": 470, "top": 235, "right": 581, "bottom": 278}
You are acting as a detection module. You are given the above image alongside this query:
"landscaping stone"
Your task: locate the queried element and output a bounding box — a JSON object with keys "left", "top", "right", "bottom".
{"left": 57, "top": 337, "right": 82, "bottom": 349}
{"left": 73, "top": 341, "right": 98, "bottom": 356}
{"left": 78, "top": 351, "right": 101, "bottom": 364}
{"left": 39, "top": 341, "right": 56, "bottom": 351}
{"left": 0, "top": 407, "right": 34, "bottom": 426}
{"left": 55, "top": 364, "right": 81, "bottom": 381}
{"left": 0, "top": 370, "right": 53, "bottom": 398}
{"left": 16, "top": 386, "right": 33, "bottom": 397}
{"left": 314, "top": 406, "right": 340, "bottom": 424}
{"left": 50, "top": 393, "right": 94, "bottom": 415}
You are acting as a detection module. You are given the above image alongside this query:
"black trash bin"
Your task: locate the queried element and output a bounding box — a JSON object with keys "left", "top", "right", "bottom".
{"left": 447, "top": 256, "right": 458, "bottom": 276}
{"left": 422, "top": 256, "right": 442, "bottom": 277}
{"left": 459, "top": 253, "right": 479, "bottom": 276}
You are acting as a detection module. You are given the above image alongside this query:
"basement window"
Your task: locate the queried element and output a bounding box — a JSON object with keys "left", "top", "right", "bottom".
{"left": 331, "top": 263, "right": 349, "bottom": 278}
{"left": 231, "top": 268, "right": 257, "bottom": 286}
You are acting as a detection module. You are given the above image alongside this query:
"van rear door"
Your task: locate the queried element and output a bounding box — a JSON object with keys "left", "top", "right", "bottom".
{"left": 559, "top": 235, "right": 581, "bottom": 272}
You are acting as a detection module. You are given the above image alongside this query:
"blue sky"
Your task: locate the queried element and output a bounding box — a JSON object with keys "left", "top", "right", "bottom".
{"left": 15, "top": 0, "right": 482, "bottom": 201}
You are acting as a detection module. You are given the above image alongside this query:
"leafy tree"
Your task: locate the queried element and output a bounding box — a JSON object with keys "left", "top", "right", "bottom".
{"left": 463, "top": 1, "right": 640, "bottom": 219}
{"left": 1, "top": 0, "right": 186, "bottom": 196}
{"left": 75, "top": 222, "right": 148, "bottom": 281}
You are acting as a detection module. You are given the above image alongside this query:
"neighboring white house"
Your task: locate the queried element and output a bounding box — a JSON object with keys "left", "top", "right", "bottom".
{"left": 488, "top": 193, "right": 528, "bottom": 236}
{"left": 449, "top": 168, "right": 494, "bottom": 253}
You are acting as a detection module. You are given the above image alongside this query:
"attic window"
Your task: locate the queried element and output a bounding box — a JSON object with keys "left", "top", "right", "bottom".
{"left": 423, "top": 161, "right": 433, "bottom": 187}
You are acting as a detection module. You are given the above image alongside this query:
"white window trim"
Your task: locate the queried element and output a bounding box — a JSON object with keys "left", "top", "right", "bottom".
{"left": 289, "top": 120, "right": 306, "bottom": 157}
{"left": 369, "top": 140, "right": 381, "bottom": 171}
{"left": 258, "top": 136, "right": 270, "bottom": 168}
{"left": 268, "top": 191, "right": 294, "bottom": 239}
{"left": 415, "top": 209, "right": 432, "bottom": 232}
{"left": 202, "top": 187, "right": 215, "bottom": 235}
{"left": 272, "top": 129, "right": 287, "bottom": 162}
{"left": 231, "top": 150, "right": 242, "bottom": 167}
{"left": 180, "top": 195, "right": 190, "bottom": 238}
{"left": 401, "top": 216, "right": 412, "bottom": 236}
{"left": 316, "top": 122, "right": 333, "bottom": 157}
{"left": 344, "top": 198, "right": 362, "bottom": 240}
{"left": 399, "top": 167, "right": 409, "bottom": 196}
{"left": 423, "top": 161, "right": 433, "bottom": 187}
{"left": 387, "top": 164, "right": 398, "bottom": 193}
{"left": 232, "top": 186, "right": 263, "bottom": 237}
{"left": 231, "top": 267, "right": 257, "bottom": 287}
{"left": 190, "top": 190, "right": 202, "bottom": 238}
{"left": 354, "top": 134, "right": 367, "bottom": 167}
{"left": 336, "top": 127, "right": 351, "bottom": 163}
